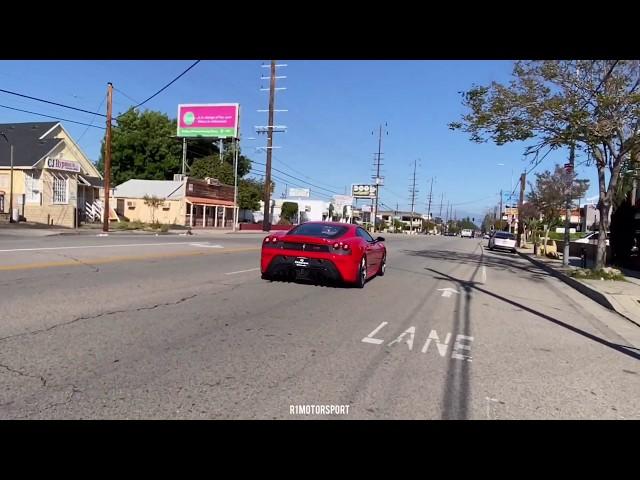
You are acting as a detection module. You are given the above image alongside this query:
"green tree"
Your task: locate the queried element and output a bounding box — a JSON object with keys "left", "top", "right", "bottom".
{"left": 281, "top": 202, "right": 299, "bottom": 222}
{"left": 519, "top": 201, "right": 541, "bottom": 242}
{"left": 237, "top": 179, "right": 265, "bottom": 211}
{"left": 450, "top": 60, "right": 640, "bottom": 269}
{"left": 99, "top": 109, "right": 182, "bottom": 185}
{"left": 188, "top": 141, "right": 252, "bottom": 184}
{"left": 481, "top": 213, "right": 494, "bottom": 233}
{"left": 527, "top": 164, "right": 589, "bottom": 251}
{"left": 459, "top": 217, "right": 477, "bottom": 230}
{"left": 143, "top": 195, "right": 164, "bottom": 224}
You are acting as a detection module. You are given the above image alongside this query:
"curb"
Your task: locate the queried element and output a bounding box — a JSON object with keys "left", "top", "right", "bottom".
{"left": 518, "top": 250, "right": 640, "bottom": 328}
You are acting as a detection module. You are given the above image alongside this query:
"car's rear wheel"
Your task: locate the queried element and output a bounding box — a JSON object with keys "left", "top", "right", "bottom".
{"left": 378, "top": 254, "right": 386, "bottom": 276}
{"left": 261, "top": 272, "right": 272, "bottom": 281}
{"left": 355, "top": 256, "right": 367, "bottom": 288}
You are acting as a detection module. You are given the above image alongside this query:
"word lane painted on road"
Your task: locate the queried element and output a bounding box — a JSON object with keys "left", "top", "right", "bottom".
{"left": 361, "top": 322, "right": 473, "bottom": 362}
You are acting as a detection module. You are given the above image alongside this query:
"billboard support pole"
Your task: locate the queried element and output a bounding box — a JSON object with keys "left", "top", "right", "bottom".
{"left": 182, "top": 137, "right": 187, "bottom": 176}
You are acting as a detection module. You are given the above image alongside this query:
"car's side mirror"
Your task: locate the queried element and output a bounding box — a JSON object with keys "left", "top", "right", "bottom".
{"left": 376, "top": 236, "right": 385, "bottom": 242}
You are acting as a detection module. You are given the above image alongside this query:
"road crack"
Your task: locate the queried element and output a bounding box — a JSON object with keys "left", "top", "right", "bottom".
{"left": 0, "top": 363, "right": 47, "bottom": 387}
{"left": 0, "top": 294, "right": 199, "bottom": 344}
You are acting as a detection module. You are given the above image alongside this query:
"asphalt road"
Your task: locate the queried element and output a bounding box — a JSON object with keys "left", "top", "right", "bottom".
{"left": 1, "top": 232, "right": 639, "bottom": 419}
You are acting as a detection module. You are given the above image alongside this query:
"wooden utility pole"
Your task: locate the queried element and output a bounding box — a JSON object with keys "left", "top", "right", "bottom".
{"left": 517, "top": 172, "right": 526, "bottom": 247}
{"left": 408, "top": 159, "right": 418, "bottom": 233}
{"left": 426, "top": 177, "right": 434, "bottom": 221}
{"left": 499, "top": 189, "right": 503, "bottom": 231}
{"left": 103, "top": 82, "right": 113, "bottom": 233}
{"left": 262, "top": 61, "right": 276, "bottom": 231}
{"left": 372, "top": 123, "right": 387, "bottom": 233}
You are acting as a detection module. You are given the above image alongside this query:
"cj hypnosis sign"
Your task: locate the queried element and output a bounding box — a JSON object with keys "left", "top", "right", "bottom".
{"left": 46, "top": 157, "right": 81, "bottom": 173}
{"left": 177, "top": 103, "right": 239, "bottom": 138}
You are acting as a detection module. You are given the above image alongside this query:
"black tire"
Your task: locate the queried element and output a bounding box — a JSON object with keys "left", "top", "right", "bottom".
{"left": 355, "top": 256, "right": 367, "bottom": 288}
{"left": 261, "top": 272, "right": 272, "bottom": 281}
{"left": 378, "top": 253, "right": 386, "bottom": 276}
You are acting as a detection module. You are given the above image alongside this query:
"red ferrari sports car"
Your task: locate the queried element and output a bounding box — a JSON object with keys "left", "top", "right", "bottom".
{"left": 260, "top": 222, "right": 386, "bottom": 288}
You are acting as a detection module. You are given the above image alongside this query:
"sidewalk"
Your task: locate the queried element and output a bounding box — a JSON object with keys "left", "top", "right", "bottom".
{"left": 518, "top": 246, "right": 640, "bottom": 328}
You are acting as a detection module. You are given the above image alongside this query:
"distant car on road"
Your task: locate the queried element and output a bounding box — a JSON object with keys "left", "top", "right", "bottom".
{"left": 483, "top": 233, "right": 491, "bottom": 239}
{"left": 488, "top": 231, "right": 517, "bottom": 253}
{"left": 261, "top": 221, "right": 386, "bottom": 288}
{"left": 461, "top": 229, "right": 473, "bottom": 238}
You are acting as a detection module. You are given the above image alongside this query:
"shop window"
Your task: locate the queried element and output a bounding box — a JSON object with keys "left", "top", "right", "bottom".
{"left": 25, "top": 171, "right": 42, "bottom": 204}
{"left": 53, "top": 175, "right": 68, "bottom": 204}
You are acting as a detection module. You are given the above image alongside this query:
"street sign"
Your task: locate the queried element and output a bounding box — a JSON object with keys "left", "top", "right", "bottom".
{"left": 351, "top": 184, "right": 377, "bottom": 198}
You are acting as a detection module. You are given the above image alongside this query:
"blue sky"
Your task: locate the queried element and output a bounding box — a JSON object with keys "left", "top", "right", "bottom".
{"left": 0, "top": 60, "right": 601, "bottom": 220}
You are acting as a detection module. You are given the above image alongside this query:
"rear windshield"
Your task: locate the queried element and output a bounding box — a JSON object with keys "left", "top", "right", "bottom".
{"left": 287, "top": 223, "right": 348, "bottom": 239}
{"left": 494, "top": 232, "right": 515, "bottom": 240}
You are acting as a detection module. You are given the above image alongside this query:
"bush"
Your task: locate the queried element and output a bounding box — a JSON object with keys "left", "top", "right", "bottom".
{"left": 569, "top": 268, "right": 625, "bottom": 281}
{"left": 159, "top": 224, "right": 169, "bottom": 233}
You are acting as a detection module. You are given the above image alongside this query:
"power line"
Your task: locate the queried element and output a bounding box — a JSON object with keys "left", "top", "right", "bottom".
{"left": 272, "top": 154, "right": 342, "bottom": 191}
{"left": 0, "top": 103, "right": 105, "bottom": 129}
{"left": 126, "top": 60, "right": 201, "bottom": 111}
{"left": 76, "top": 94, "right": 107, "bottom": 145}
{"left": 113, "top": 87, "right": 140, "bottom": 105}
{"left": 0, "top": 87, "right": 107, "bottom": 118}
{"left": 251, "top": 158, "right": 341, "bottom": 196}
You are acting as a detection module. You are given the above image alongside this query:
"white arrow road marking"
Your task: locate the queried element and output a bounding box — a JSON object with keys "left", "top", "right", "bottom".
{"left": 189, "top": 243, "right": 224, "bottom": 248}
{"left": 361, "top": 322, "right": 388, "bottom": 345}
{"left": 438, "top": 287, "right": 460, "bottom": 298}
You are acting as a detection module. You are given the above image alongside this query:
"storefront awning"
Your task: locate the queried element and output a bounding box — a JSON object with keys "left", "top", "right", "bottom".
{"left": 185, "top": 196, "right": 235, "bottom": 207}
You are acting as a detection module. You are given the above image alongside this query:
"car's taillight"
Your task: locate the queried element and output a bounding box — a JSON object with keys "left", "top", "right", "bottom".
{"left": 263, "top": 236, "right": 281, "bottom": 248}
{"left": 331, "top": 241, "right": 351, "bottom": 255}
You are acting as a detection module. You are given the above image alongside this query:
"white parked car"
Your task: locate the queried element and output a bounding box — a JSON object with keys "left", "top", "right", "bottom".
{"left": 488, "top": 231, "right": 517, "bottom": 253}
{"left": 573, "top": 231, "right": 610, "bottom": 246}
{"left": 461, "top": 229, "right": 473, "bottom": 238}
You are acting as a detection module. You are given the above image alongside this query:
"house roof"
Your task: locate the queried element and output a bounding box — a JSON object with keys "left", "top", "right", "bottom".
{"left": 113, "top": 179, "right": 184, "bottom": 199}
{"left": 0, "top": 122, "right": 63, "bottom": 168}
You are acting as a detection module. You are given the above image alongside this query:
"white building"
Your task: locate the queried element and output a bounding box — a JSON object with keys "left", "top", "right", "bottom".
{"left": 256, "top": 198, "right": 330, "bottom": 224}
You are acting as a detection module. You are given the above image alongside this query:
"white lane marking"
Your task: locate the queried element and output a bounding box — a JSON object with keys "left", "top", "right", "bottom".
{"left": 189, "top": 243, "right": 224, "bottom": 248}
{"left": 224, "top": 268, "right": 259, "bottom": 275}
{"left": 0, "top": 242, "right": 198, "bottom": 253}
{"left": 361, "top": 322, "right": 388, "bottom": 345}
{"left": 421, "top": 329, "right": 452, "bottom": 356}
{"left": 451, "top": 334, "right": 474, "bottom": 362}
{"left": 438, "top": 287, "right": 460, "bottom": 298}
{"left": 481, "top": 266, "right": 487, "bottom": 284}
{"left": 387, "top": 327, "right": 416, "bottom": 350}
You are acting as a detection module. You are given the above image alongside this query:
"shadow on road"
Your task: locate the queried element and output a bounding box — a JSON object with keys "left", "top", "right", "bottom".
{"left": 425, "top": 267, "right": 640, "bottom": 363}
{"left": 401, "top": 248, "right": 549, "bottom": 282}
